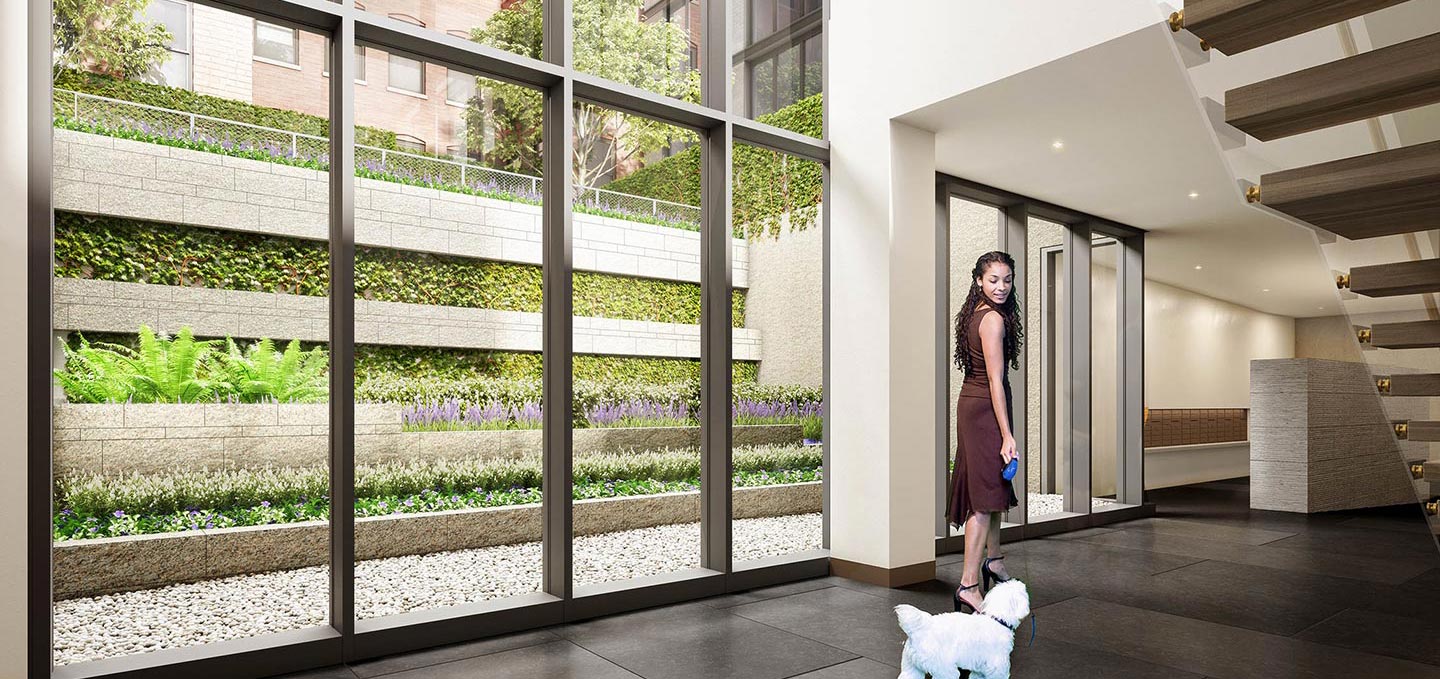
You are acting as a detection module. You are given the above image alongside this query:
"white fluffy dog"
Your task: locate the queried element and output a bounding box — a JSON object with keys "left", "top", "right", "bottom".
{"left": 893, "top": 579, "right": 1031, "bottom": 679}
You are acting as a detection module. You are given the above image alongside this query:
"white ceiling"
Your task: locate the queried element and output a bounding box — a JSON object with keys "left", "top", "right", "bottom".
{"left": 896, "top": 3, "right": 1440, "bottom": 320}
{"left": 898, "top": 23, "right": 1339, "bottom": 318}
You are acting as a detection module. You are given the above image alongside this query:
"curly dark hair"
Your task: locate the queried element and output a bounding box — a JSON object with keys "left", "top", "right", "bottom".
{"left": 954, "top": 250, "right": 1025, "bottom": 375}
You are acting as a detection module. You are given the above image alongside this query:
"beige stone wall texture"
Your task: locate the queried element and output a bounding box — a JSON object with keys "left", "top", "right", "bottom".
{"left": 52, "top": 129, "right": 749, "bottom": 288}
{"left": 52, "top": 277, "right": 762, "bottom": 362}
{"left": 1249, "top": 358, "right": 1420, "bottom": 513}
{"left": 53, "top": 402, "right": 804, "bottom": 476}
{"left": 745, "top": 217, "right": 823, "bottom": 387}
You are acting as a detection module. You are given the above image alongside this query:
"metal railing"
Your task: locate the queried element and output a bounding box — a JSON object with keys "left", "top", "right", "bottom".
{"left": 54, "top": 88, "right": 701, "bottom": 226}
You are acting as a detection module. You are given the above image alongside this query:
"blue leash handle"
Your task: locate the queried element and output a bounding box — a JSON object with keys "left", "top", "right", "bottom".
{"left": 1027, "top": 613, "right": 1036, "bottom": 647}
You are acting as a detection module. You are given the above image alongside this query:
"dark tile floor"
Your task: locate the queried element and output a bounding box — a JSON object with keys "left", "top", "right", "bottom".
{"left": 279, "top": 478, "right": 1440, "bottom": 679}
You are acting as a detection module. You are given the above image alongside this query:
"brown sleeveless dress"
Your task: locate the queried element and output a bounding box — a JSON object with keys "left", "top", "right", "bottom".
{"left": 946, "top": 298, "right": 1019, "bottom": 529}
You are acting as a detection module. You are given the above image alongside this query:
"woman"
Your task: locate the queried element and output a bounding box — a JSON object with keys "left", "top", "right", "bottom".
{"left": 947, "top": 250, "right": 1024, "bottom": 614}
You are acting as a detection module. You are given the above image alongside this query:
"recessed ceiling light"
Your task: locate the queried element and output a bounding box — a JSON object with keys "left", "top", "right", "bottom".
{"left": 1194, "top": 265, "right": 1203, "bottom": 270}
{"left": 1262, "top": 288, "right": 1270, "bottom": 292}
{"left": 1051, "top": 140, "right": 1065, "bottom": 151}
{"left": 1188, "top": 191, "right": 1200, "bottom": 199}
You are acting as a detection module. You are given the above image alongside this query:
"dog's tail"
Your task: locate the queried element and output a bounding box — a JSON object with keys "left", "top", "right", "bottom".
{"left": 893, "top": 604, "right": 931, "bottom": 636}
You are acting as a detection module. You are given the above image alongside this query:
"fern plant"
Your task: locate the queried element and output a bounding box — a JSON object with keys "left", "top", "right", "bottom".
{"left": 213, "top": 337, "right": 328, "bottom": 403}
{"left": 56, "top": 326, "right": 222, "bottom": 403}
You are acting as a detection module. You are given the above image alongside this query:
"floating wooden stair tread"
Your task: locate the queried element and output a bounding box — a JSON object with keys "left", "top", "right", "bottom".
{"left": 1346, "top": 259, "right": 1440, "bottom": 298}
{"left": 1371, "top": 320, "right": 1440, "bottom": 349}
{"left": 1426, "top": 460, "right": 1440, "bottom": 479}
{"left": 1182, "top": 0, "right": 1411, "bottom": 55}
{"left": 1388, "top": 373, "right": 1440, "bottom": 397}
{"left": 1407, "top": 422, "right": 1440, "bottom": 442}
{"left": 1257, "top": 140, "right": 1440, "bottom": 241}
{"left": 1226, "top": 32, "right": 1440, "bottom": 141}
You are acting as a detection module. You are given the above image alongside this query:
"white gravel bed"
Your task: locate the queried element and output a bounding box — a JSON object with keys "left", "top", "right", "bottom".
{"left": 54, "top": 513, "right": 823, "bottom": 666}
{"left": 1027, "top": 492, "right": 1115, "bottom": 518}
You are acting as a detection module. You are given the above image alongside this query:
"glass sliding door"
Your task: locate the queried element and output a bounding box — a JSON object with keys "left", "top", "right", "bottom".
{"left": 49, "top": 6, "right": 331, "bottom": 664}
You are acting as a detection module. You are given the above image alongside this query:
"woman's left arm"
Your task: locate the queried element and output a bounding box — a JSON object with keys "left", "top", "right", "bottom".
{"left": 979, "top": 311, "right": 1016, "bottom": 463}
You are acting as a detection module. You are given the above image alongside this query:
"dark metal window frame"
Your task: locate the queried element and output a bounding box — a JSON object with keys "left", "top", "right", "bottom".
{"left": 736, "top": 1, "right": 821, "bottom": 117}
{"left": 27, "top": 0, "right": 828, "bottom": 677}
{"left": 932, "top": 175, "right": 1152, "bottom": 554}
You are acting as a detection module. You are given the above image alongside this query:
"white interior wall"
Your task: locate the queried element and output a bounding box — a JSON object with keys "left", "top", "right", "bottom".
{"left": 2, "top": 0, "right": 30, "bottom": 674}
{"left": 829, "top": 0, "right": 1164, "bottom": 572}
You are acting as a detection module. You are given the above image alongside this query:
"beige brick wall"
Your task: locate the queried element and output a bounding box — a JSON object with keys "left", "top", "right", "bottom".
{"left": 191, "top": 5, "right": 253, "bottom": 102}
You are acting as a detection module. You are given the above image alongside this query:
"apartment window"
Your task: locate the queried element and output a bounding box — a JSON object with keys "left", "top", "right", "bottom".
{"left": 643, "top": 0, "right": 696, "bottom": 70}
{"left": 323, "top": 41, "right": 367, "bottom": 82}
{"left": 446, "top": 68, "right": 475, "bottom": 107}
{"left": 388, "top": 53, "right": 425, "bottom": 95}
{"left": 141, "top": 0, "right": 192, "bottom": 89}
{"left": 254, "top": 21, "right": 299, "bottom": 66}
{"left": 741, "top": 0, "right": 821, "bottom": 118}
{"left": 394, "top": 133, "right": 426, "bottom": 152}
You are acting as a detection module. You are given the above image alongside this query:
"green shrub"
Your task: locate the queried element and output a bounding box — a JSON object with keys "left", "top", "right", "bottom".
{"left": 58, "top": 326, "right": 330, "bottom": 404}
{"left": 801, "top": 415, "right": 823, "bottom": 441}
{"left": 56, "top": 212, "right": 747, "bottom": 327}
{"left": 57, "top": 326, "right": 222, "bottom": 403}
{"left": 57, "top": 443, "right": 822, "bottom": 518}
{"left": 54, "top": 69, "right": 398, "bottom": 149}
{"left": 605, "top": 93, "right": 823, "bottom": 238}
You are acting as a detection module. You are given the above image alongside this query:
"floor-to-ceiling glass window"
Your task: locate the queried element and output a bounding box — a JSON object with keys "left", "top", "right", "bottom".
{"left": 1091, "top": 236, "right": 1121, "bottom": 509}
{"left": 36, "top": 0, "right": 827, "bottom": 673}
{"left": 1027, "top": 218, "right": 1068, "bottom": 520}
{"left": 946, "top": 197, "right": 1002, "bottom": 536}
{"left": 938, "top": 185, "right": 1145, "bottom": 533}
{"left": 49, "top": 4, "right": 332, "bottom": 664}
{"left": 731, "top": 143, "right": 825, "bottom": 563}
{"left": 730, "top": 0, "right": 822, "bottom": 136}
{"left": 570, "top": 105, "right": 707, "bottom": 588}
{"left": 349, "top": 59, "right": 547, "bottom": 619}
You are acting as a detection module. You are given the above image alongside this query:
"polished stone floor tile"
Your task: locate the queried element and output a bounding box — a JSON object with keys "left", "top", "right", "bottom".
{"left": 785, "top": 657, "right": 905, "bottom": 679}
{"left": 348, "top": 629, "right": 560, "bottom": 678}
{"left": 272, "top": 667, "right": 359, "bottom": 679}
{"left": 1009, "top": 636, "right": 1205, "bottom": 679}
{"left": 1072, "top": 526, "right": 1435, "bottom": 585}
{"left": 724, "top": 584, "right": 908, "bottom": 667}
{"left": 696, "top": 577, "right": 837, "bottom": 609}
{"left": 375, "top": 640, "right": 641, "bottom": 679}
{"left": 1295, "top": 608, "right": 1440, "bottom": 666}
{"left": 1041, "top": 526, "right": 1119, "bottom": 541}
{"left": 1105, "top": 517, "right": 1296, "bottom": 546}
{"left": 552, "top": 600, "right": 858, "bottom": 679}
{"left": 1034, "top": 597, "right": 1440, "bottom": 679}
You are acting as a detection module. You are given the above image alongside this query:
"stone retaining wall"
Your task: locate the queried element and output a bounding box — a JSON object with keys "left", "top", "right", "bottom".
{"left": 53, "top": 402, "right": 804, "bottom": 476}
{"left": 52, "top": 481, "right": 821, "bottom": 599}
{"left": 52, "top": 128, "right": 749, "bottom": 287}
{"left": 52, "top": 277, "right": 762, "bottom": 360}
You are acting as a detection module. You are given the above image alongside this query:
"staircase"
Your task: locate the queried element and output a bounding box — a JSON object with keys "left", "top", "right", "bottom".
{"left": 1169, "top": 0, "right": 1440, "bottom": 534}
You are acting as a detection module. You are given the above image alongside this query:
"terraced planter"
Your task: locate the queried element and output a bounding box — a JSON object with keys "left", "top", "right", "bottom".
{"left": 53, "top": 403, "right": 803, "bottom": 475}
{"left": 51, "top": 481, "right": 821, "bottom": 599}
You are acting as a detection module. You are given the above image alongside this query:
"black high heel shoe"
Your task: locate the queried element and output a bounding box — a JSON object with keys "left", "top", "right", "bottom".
{"left": 953, "top": 581, "right": 981, "bottom": 614}
{"left": 981, "top": 555, "right": 1011, "bottom": 592}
